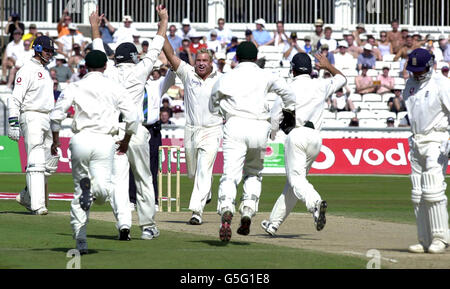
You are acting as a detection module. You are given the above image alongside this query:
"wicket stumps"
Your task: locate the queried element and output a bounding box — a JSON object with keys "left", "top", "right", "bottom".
{"left": 158, "top": 145, "right": 181, "bottom": 212}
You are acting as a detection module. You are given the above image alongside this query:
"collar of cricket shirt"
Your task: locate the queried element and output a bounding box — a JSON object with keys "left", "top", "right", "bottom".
{"left": 31, "top": 57, "right": 44, "bottom": 67}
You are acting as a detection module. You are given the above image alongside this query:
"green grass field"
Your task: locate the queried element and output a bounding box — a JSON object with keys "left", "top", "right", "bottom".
{"left": 0, "top": 173, "right": 445, "bottom": 269}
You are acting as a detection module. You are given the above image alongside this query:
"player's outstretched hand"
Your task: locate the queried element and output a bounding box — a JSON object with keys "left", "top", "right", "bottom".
{"left": 156, "top": 5, "right": 168, "bottom": 22}
{"left": 116, "top": 139, "right": 130, "bottom": 155}
{"left": 89, "top": 6, "right": 104, "bottom": 27}
{"left": 315, "top": 53, "right": 331, "bottom": 70}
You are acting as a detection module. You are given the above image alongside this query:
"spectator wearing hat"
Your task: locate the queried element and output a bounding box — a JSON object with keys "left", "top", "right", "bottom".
{"left": 69, "top": 60, "right": 87, "bottom": 82}
{"left": 216, "top": 18, "right": 233, "bottom": 50}
{"left": 375, "top": 66, "right": 395, "bottom": 94}
{"left": 353, "top": 23, "right": 366, "bottom": 46}
{"left": 334, "top": 40, "right": 354, "bottom": 71}
{"left": 437, "top": 35, "right": 450, "bottom": 63}
{"left": 177, "top": 18, "right": 197, "bottom": 39}
{"left": 132, "top": 34, "right": 143, "bottom": 53}
{"left": 98, "top": 15, "right": 116, "bottom": 44}
{"left": 357, "top": 43, "right": 376, "bottom": 70}
{"left": 51, "top": 54, "right": 72, "bottom": 83}
{"left": 271, "top": 20, "right": 289, "bottom": 47}
{"left": 167, "top": 24, "right": 183, "bottom": 51}
{"left": 317, "top": 26, "right": 338, "bottom": 52}
{"left": 4, "top": 13, "right": 25, "bottom": 43}
{"left": 252, "top": 18, "right": 273, "bottom": 46}
{"left": 112, "top": 15, "right": 139, "bottom": 47}
{"left": 282, "top": 32, "right": 305, "bottom": 61}
{"left": 189, "top": 32, "right": 208, "bottom": 55}
{"left": 301, "top": 35, "right": 313, "bottom": 54}
{"left": 378, "top": 31, "right": 393, "bottom": 57}
{"left": 243, "top": 30, "right": 258, "bottom": 49}
{"left": 315, "top": 44, "right": 335, "bottom": 65}
{"left": 177, "top": 38, "right": 195, "bottom": 65}
{"left": 206, "top": 30, "right": 222, "bottom": 53}
{"left": 309, "top": 18, "right": 324, "bottom": 52}
{"left": 441, "top": 66, "right": 449, "bottom": 79}
{"left": 22, "top": 23, "right": 38, "bottom": 44}
{"left": 226, "top": 36, "right": 240, "bottom": 54}
{"left": 355, "top": 64, "right": 376, "bottom": 94}
{"left": 387, "top": 19, "right": 402, "bottom": 54}
{"left": 387, "top": 85, "right": 406, "bottom": 114}
{"left": 386, "top": 117, "right": 395, "bottom": 127}
{"left": 2, "top": 29, "right": 24, "bottom": 84}
{"left": 56, "top": 23, "right": 88, "bottom": 58}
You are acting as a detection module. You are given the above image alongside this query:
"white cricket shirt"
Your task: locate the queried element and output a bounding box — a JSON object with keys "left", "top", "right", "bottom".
{"left": 211, "top": 61, "right": 296, "bottom": 121}
{"left": 403, "top": 73, "right": 450, "bottom": 135}
{"left": 176, "top": 61, "right": 223, "bottom": 127}
{"left": 9, "top": 57, "right": 54, "bottom": 118}
{"left": 50, "top": 71, "right": 139, "bottom": 135}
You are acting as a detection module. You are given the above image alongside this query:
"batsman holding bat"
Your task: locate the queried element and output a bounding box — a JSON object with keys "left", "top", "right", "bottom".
{"left": 8, "top": 36, "right": 59, "bottom": 215}
{"left": 261, "top": 52, "right": 346, "bottom": 236}
{"left": 404, "top": 48, "right": 450, "bottom": 254}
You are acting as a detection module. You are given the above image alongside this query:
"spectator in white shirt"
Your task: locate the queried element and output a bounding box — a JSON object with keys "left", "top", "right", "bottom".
{"left": 112, "top": 15, "right": 140, "bottom": 48}
{"left": 216, "top": 18, "right": 233, "bottom": 50}
{"left": 271, "top": 21, "right": 289, "bottom": 47}
{"left": 2, "top": 29, "right": 24, "bottom": 84}
{"left": 206, "top": 30, "right": 222, "bottom": 53}
{"left": 334, "top": 40, "right": 354, "bottom": 71}
{"left": 176, "top": 18, "right": 196, "bottom": 39}
{"left": 317, "top": 26, "right": 338, "bottom": 52}
{"left": 56, "top": 23, "right": 88, "bottom": 58}
{"left": 6, "top": 38, "right": 33, "bottom": 90}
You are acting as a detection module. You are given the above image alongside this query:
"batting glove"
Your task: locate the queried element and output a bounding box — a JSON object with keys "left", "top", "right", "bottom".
{"left": 8, "top": 117, "right": 20, "bottom": 142}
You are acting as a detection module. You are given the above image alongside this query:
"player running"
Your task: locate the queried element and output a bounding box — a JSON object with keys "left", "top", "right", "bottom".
{"left": 50, "top": 50, "right": 139, "bottom": 254}
{"left": 162, "top": 28, "right": 223, "bottom": 225}
{"left": 261, "top": 52, "right": 346, "bottom": 236}
{"left": 211, "top": 41, "right": 296, "bottom": 242}
{"left": 88, "top": 7, "right": 167, "bottom": 240}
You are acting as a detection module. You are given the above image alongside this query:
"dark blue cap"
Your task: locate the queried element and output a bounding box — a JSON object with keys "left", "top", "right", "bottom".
{"left": 291, "top": 52, "right": 312, "bottom": 74}
{"left": 115, "top": 42, "right": 139, "bottom": 63}
{"left": 33, "top": 36, "right": 55, "bottom": 53}
{"left": 406, "top": 48, "right": 433, "bottom": 72}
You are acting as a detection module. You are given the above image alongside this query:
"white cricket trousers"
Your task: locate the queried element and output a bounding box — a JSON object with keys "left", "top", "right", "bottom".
{"left": 409, "top": 131, "right": 449, "bottom": 247}
{"left": 185, "top": 124, "right": 223, "bottom": 215}
{"left": 20, "top": 111, "right": 53, "bottom": 211}
{"left": 69, "top": 131, "right": 115, "bottom": 241}
{"left": 217, "top": 117, "right": 270, "bottom": 216}
{"left": 112, "top": 124, "right": 156, "bottom": 231}
{"left": 268, "top": 126, "right": 322, "bottom": 228}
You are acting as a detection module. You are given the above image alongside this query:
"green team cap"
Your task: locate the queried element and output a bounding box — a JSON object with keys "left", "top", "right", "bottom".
{"left": 85, "top": 50, "right": 107, "bottom": 68}
{"left": 236, "top": 41, "right": 258, "bottom": 61}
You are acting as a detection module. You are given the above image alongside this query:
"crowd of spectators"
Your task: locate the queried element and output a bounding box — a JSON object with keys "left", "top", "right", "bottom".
{"left": 1, "top": 12, "right": 449, "bottom": 128}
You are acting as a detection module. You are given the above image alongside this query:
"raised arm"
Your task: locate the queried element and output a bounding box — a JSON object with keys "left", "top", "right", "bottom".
{"left": 162, "top": 35, "right": 182, "bottom": 71}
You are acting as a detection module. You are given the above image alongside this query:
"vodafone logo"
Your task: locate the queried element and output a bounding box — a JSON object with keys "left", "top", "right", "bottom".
{"left": 16, "top": 77, "right": 22, "bottom": 83}
{"left": 265, "top": 146, "right": 273, "bottom": 157}
{"left": 38, "top": 72, "right": 44, "bottom": 79}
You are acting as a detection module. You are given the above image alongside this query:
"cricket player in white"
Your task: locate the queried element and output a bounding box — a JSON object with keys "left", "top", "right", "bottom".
{"left": 162, "top": 34, "right": 223, "bottom": 225}
{"left": 8, "top": 36, "right": 58, "bottom": 215}
{"left": 50, "top": 50, "right": 139, "bottom": 254}
{"left": 88, "top": 7, "right": 168, "bottom": 240}
{"left": 403, "top": 48, "right": 450, "bottom": 254}
{"left": 211, "top": 41, "right": 296, "bottom": 242}
{"left": 261, "top": 53, "right": 347, "bottom": 236}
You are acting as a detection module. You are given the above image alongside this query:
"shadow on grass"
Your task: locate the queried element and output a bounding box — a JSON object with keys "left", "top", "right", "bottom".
{"left": 190, "top": 240, "right": 251, "bottom": 247}
{"left": 0, "top": 211, "right": 32, "bottom": 215}
{"left": 254, "top": 233, "right": 318, "bottom": 240}
{"left": 31, "top": 247, "right": 100, "bottom": 255}
{"left": 57, "top": 233, "right": 118, "bottom": 241}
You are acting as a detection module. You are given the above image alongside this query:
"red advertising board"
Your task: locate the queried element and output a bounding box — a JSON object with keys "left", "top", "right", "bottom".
{"left": 16, "top": 137, "right": 444, "bottom": 175}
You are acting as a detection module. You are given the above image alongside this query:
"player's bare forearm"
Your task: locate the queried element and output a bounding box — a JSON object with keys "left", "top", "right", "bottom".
{"left": 315, "top": 53, "right": 343, "bottom": 77}
{"left": 162, "top": 35, "right": 181, "bottom": 71}
{"left": 51, "top": 131, "right": 60, "bottom": 156}
{"left": 89, "top": 6, "right": 103, "bottom": 39}
{"left": 116, "top": 133, "right": 132, "bottom": 154}
{"left": 156, "top": 6, "right": 168, "bottom": 37}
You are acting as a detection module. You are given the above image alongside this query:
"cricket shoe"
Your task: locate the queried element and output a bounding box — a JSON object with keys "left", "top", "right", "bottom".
{"left": 313, "top": 200, "right": 327, "bottom": 231}
{"left": 16, "top": 187, "right": 32, "bottom": 211}
{"left": 79, "top": 177, "right": 93, "bottom": 211}
{"left": 219, "top": 211, "right": 233, "bottom": 242}
{"left": 189, "top": 213, "right": 202, "bottom": 225}
{"left": 206, "top": 190, "right": 212, "bottom": 205}
{"left": 408, "top": 243, "right": 427, "bottom": 253}
{"left": 141, "top": 227, "right": 160, "bottom": 240}
{"left": 118, "top": 226, "right": 131, "bottom": 241}
{"left": 32, "top": 207, "right": 48, "bottom": 215}
{"left": 237, "top": 207, "right": 253, "bottom": 236}
{"left": 261, "top": 220, "right": 278, "bottom": 236}
{"left": 76, "top": 239, "right": 88, "bottom": 255}
{"left": 428, "top": 239, "right": 448, "bottom": 254}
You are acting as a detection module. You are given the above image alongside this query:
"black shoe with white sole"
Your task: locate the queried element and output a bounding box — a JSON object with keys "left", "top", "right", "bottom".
{"left": 315, "top": 200, "right": 327, "bottom": 231}
{"left": 79, "top": 178, "right": 93, "bottom": 211}
{"left": 119, "top": 227, "right": 131, "bottom": 241}
{"left": 237, "top": 216, "right": 251, "bottom": 235}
